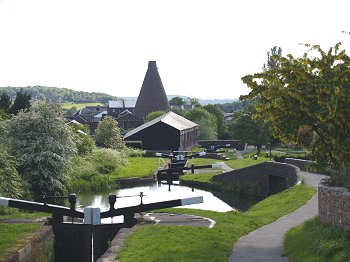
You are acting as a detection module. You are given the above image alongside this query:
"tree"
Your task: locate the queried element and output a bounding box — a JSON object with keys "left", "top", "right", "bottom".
{"left": 6, "top": 103, "right": 76, "bottom": 197}
{"left": 0, "top": 93, "right": 12, "bottom": 112}
{"left": 169, "top": 97, "right": 185, "bottom": 106}
{"left": 185, "top": 107, "right": 217, "bottom": 140}
{"left": 10, "top": 90, "right": 31, "bottom": 115}
{"left": 145, "top": 111, "right": 166, "bottom": 122}
{"left": 262, "top": 46, "right": 282, "bottom": 71}
{"left": 70, "top": 123, "right": 95, "bottom": 155}
{"left": 0, "top": 146, "right": 24, "bottom": 199}
{"left": 229, "top": 104, "right": 270, "bottom": 153}
{"left": 241, "top": 43, "right": 350, "bottom": 186}
{"left": 95, "top": 116, "right": 125, "bottom": 149}
{"left": 203, "top": 104, "right": 229, "bottom": 139}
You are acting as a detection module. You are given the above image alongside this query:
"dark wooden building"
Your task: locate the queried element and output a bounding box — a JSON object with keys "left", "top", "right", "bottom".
{"left": 123, "top": 112, "right": 198, "bottom": 151}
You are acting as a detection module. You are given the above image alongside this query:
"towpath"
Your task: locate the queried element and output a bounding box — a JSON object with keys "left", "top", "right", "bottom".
{"left": 229, "top": 171, "right": 327, "bottom": 262}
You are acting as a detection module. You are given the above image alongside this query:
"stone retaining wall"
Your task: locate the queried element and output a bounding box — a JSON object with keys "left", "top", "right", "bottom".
{"left": 214, "top": 161, "right": 300, "bottom": 197}
{"left": 6, "top": 225, "right": 53, "bottom": 262}
{"left": 274, "top": 157, "right": 313, "bottom": 171}
{"left": 318, "top": 184, "right": 350, "bottom": 232}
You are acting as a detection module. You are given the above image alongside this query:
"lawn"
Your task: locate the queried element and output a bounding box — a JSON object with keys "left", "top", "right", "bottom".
{"left": 225, "top": 155, "right": 270, "bottom": 169}
{"left": 0, "top": 223, "right": 41, "bottom": 259}
{"left": 116, "top": 157, "right": 159, "bottom": 179}
{"left": 61, "top": 102, "right": 104, "bottom": 109}
{"left": 284, "top": 216, "right": 350, "bottom": 261}
{"left": 117, "top": 184, "right": 316, "bottom": 262}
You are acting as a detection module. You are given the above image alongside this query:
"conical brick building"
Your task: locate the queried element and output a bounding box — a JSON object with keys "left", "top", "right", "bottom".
{"left": 133, "top": 61, "right": 170, "bottom": 119}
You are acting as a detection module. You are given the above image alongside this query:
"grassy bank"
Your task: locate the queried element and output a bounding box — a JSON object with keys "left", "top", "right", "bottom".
{"left": 284, "top": 217, "right": 350, "bottom": 261}
{"left": 226, "top": 154, "right": 270, "bottom": 169}
{"left": 68, "top": 155, "right": 159, "bottom": 192}
{"left": 0, "top": 223, "right": 41, "bottom": 259}
{"left": 118, "top": 184, "right": 316, "bottom": 261}
{"left": 62, "top": 102, "right": 103, "bottom": 109}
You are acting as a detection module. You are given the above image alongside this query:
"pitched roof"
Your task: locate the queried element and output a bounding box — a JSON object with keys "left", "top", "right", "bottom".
{"left": 123, "top": 111, "right": 197, "bottom": 139}
{"left": 133, "top": 61, "right": 170, "bottom": 118}
{"left": 108, "top": 99, "right": 136, "bottom": 108}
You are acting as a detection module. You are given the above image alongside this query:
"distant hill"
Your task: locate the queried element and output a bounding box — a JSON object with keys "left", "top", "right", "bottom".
{"left": 0, "top": 86, "right": 119, "bottom": 104}
{"left": 124, "top": 95, "right": 238, "bottom": 106}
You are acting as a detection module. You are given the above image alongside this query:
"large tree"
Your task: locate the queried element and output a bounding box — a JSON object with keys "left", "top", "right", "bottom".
{"left": 203, "top": 104, "right": 229, "bottom": 139}
{"left": 229, "top": 104, "right": 270, "bottom": 153}
{"left": 185, "top": 107, "right": 217, "bottom": 140}
{"left": 6, "top": 103, "right": 76, "bottom": 197}
{"left": 241, "top": 43, "right": 350, "bottom": 186}
{"left": 169, "top": 97, "right": 185, "bottom": 106}
{"left": 0, "top": 93, "right": 12, "bottom": 112}
{"left": 10, "top": 90, "right": 31, "bottom": 115}
{"left": 95, "top": 116, "right": 125, "bottom": 149}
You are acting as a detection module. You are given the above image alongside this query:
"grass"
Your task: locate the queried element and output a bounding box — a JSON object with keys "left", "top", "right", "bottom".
{"left": 117, "top": 184, "right": 316, "bottom": 262}
{"left": 187, "top": 158, "right": 221, "bottom": 166}
{"left": 0, "top": 210, "right": 48, "bottom": 221}
{"left": 181, "top": 172, "right": 222, "bottom": 184}
{"left": 117, "top": 157, "right": 159, "bottom": 179}
{"left": 61, "top": 102, "right": 104, "bottom": 109}
{"left": 0, "top": 223, "right": 41, "bottom": 259}
{"left": 284, "top": 217, "right": 350, "bottom": 262}
{"left": 225, "top": 155, "right": 270, "bottom": 169}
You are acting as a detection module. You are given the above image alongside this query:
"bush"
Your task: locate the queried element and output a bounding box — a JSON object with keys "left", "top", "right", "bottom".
{"left": 66, "top": 148, "right": 128, "bottom": 192}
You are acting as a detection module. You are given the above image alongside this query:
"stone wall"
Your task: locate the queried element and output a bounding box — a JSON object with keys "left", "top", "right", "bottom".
{"left": 274, "top": 157, "right": 313, "bottom": 171}
{"left": 319, "top": 184, "right": 350, "bottom": 232}
{"left": 6, "top": 225, "right": 54, "bottom": 262}
{"left": 214, "top": 161, "right": 300, "bottom": 197}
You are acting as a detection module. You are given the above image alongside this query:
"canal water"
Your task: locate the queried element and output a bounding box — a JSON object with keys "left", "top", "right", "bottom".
{"left": 75, "top": 181, "right": 258, "bottom": 220}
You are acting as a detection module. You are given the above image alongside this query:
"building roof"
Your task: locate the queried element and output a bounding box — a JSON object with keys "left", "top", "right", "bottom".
{"left": 123, "top": 111, "right": 197, "bottom": 139}
{"left": 79, "top": 106, "right": 107, "bottom": 117}
{"left": 108, "top": 100, "right": 136, "bottom": 108}
{"left": 133, "top": 61, "right": 170, "bottom": 118}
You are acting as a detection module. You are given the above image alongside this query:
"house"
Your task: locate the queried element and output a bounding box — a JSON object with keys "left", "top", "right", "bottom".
{"left": 123, "top": 111, "right": 198, "bottom": 151}
{"left": 107, "top": 99, "right": 136, "bottom": 118}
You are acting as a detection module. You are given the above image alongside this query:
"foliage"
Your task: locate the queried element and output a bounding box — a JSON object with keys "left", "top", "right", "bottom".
{"left": 203, "top": 104, "right": 229, "bottom": 139}
{"left": 169, "top": 96, "right": 185, "bottom": 106}
{"left": 0, "top": 93, "right": 12, "bottom": 112}
{"left": 6, "top": 103, "right": 76, "bottom": 197}
{"left": 229, "top": 103, "right": 270, "bottom": 153}
{"left": 118, "top": 185, "right": 316, "bottom": 262}
{"left": 169, "top": 107, "right": 186, "bottom": 117}
{"left": 241, "top": 43, "right": 350, "bottom": 186}
{"left": 69, "top": 123, "right": 95, "bottom": 155}
{"left": 262, "top": 46, "right": 282, "bottom": 71}
{"left": 0, "top": 86, "right": 118, "bottom": 103}
{"left": 284, "top": 217, "right": 350, "bottom": 262}
{"left": 0, "top": 146, "right": 24, "bottom": 199}
{"left": 95, "top": 116, "right": 125, "bottom": 149}
{"left": 185, "top": 107, "right": 217, "bottom": 139}
{"left": 67, "top": 148, "right": 127, "bottom": 192}
{"left": 145, "top": 111, "right": 166, "bottom": 122}
{"left": 215, "top": 99, "right": 254, "bottom": 113}
{"left": 10, "top": 90, "right": 31, "bottom": 115}
{"left": 64, "top": 106, "right": 78, "bottom": 118}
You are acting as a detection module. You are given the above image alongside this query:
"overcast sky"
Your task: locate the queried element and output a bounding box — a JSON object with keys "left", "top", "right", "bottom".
{"left": 0, "top": 0, "right": 349, "bottom": 99}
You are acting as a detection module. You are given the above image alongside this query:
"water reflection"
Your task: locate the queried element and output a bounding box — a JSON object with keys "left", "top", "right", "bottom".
{"left": 74, "top": 181, "right": 258, "bottom": 213}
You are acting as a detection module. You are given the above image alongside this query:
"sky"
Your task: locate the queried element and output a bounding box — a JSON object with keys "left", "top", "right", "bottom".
{"left": 0, "top": 0, "right": 349, "bottom": 99}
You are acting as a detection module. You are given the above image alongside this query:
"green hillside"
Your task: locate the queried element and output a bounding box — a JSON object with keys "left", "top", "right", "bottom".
{"left": 0, "top": 86, "right": 119, "bottom": 104}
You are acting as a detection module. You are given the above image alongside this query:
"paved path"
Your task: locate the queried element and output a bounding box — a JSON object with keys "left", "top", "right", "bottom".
{"left": 229, "top": 171, "right": 327, "bottom": 262}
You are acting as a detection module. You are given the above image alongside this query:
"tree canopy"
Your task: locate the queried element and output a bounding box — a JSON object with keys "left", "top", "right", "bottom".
{"left": 229, "top": 104, "right": 270, "bottom": 153}
{"left": 185, "top": 107, "right": 217, "bottom": 140}
{"left": 6, "top": 103, "right": 76, "bottom": 197}
{"left": 95, "top": 116, "right": 125, "bottom": 149}
{"left": 241, "top": 43, "right": 350, "bottom": 185}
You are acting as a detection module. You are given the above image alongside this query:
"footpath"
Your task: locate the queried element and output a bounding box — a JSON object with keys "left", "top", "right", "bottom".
{"left": 229, "top": 171, "right": 327, "bottom": 262}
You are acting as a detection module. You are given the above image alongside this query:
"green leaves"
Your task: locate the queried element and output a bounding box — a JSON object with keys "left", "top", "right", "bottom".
{"left": 241, "top": 42, "right": 350, "bottom": 183}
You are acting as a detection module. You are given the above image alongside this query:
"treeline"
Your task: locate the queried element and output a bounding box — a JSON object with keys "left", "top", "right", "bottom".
{"left": 215, "top": 99, "right": 254, "bottom": 113}
{"left": 0, "top": 86, "right": 119, "bottom": 103}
